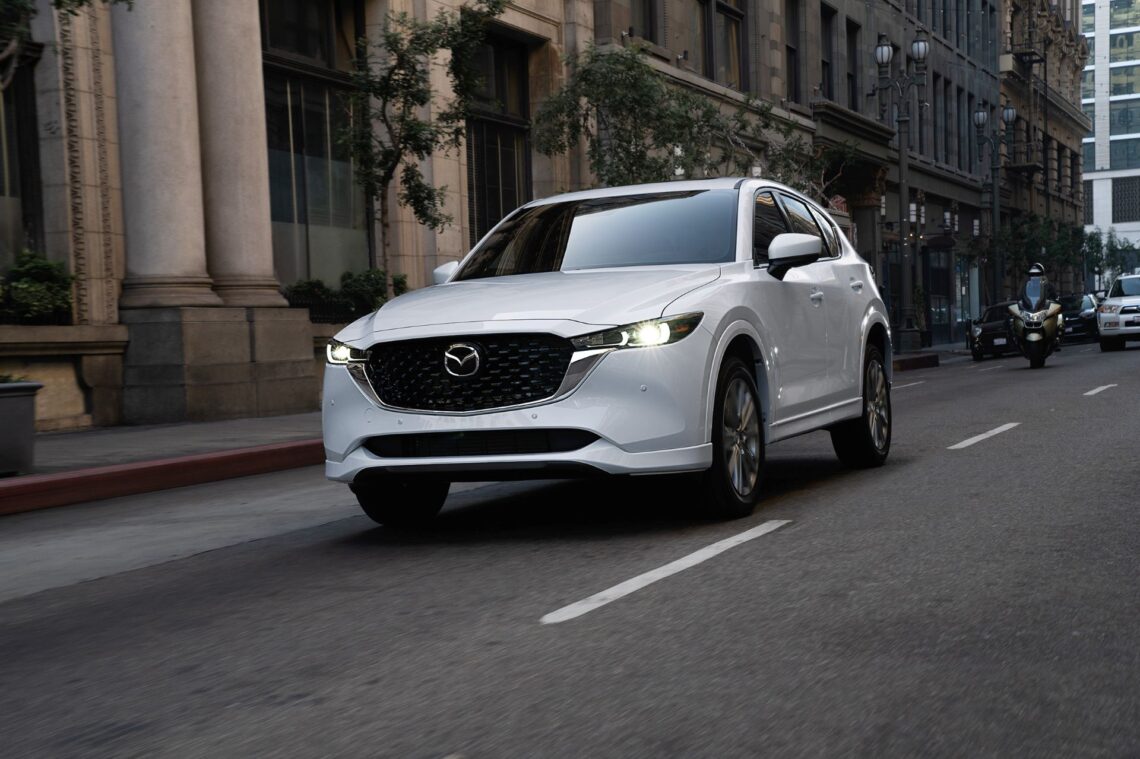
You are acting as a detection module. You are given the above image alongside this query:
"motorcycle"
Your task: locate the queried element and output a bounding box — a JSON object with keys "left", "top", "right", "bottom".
{"left": 1008, "top": 271, "right": 1063, "bottom": 369}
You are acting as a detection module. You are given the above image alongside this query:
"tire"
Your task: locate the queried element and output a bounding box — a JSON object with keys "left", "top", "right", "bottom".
{"left": 1100, "top": 336, "right": 1124, "bottom": 352}
{"left": 351, "top": 477, "right": 450, "bottom": 527}
{"left": 971, "top": 348, "right": 984, "bottom": 362}
{"left": 830, "top": 345, "right": 891, "bottom": 468}
{"left": 701, "top": 356, "right": 764, "bottom": 519}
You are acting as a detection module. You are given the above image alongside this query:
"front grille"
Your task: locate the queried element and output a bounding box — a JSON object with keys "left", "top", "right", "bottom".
{"left": 365, "top": 429, "right": 599, "bottom": 458}
{"left": 365, "top": 334, "right": 574, "bottom": 412}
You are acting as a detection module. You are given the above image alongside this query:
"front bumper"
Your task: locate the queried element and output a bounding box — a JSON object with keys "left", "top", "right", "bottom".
{"left": 322, "top": 330, "right": 715, "bottom": 483}
{"left": 1062, "top": 316, "right": 1098, "bottom": 340}
{"left": 1098, "top": 312, "right": 1140, "bottom": 338}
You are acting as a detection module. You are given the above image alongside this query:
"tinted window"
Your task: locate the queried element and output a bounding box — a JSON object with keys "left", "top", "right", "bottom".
{"left": 982, "top": 306, "right": 1009, "bottom": 322}
{"left": 808, "top": 205, "right": 840, "bottom": 257}
{"left": 752, "top": 191, "right": 788, "bottom": 265}
{"left": 455, "top": 190, "right": 738, "bottom": 280}
{"left": 778, "top": 194, "right": 825, "bottom": 239}
{"left": 1060, "top": 295, "right": 1094, "bottom": 311}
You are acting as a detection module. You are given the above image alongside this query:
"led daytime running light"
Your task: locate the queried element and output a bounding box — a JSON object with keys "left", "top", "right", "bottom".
{"left": 326, "top": 339, "right": 368, "bottom": 364}
{"left": 571, "top": 313, "right": 703, "bottom": 350}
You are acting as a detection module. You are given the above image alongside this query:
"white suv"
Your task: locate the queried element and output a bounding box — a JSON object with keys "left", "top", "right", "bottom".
{"left": 322, "top": 179, "right": 892, "bottom": 525}
{"left": 1098, "top": 273, "right": 1140, "bottom": 351}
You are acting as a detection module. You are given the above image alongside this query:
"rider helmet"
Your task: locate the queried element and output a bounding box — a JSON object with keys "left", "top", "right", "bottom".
{"left": 1027, "top": 262, "right": 1045, "bottom": 277}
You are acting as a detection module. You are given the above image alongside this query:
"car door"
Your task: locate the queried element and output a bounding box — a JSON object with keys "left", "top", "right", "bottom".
{"left": 808, "top": 202, "right": 865, "bottom": 400}
{"left": 748, "top": 190, "right": 831, "bottom": 422}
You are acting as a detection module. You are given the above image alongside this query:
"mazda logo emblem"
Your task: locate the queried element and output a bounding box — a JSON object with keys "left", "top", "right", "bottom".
{"left": 443, "top": 343, "right": 481, "bottom": 377}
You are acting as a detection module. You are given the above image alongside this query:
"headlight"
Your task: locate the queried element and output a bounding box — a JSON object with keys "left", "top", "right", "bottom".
{"left": 1098, "top": 304, "right": 1120, "bottom": 314}
{"left": 972, "top": 325, "right": 982, "bottom": 337}
{"left": 326, "top": 339, "right": 368, "bottom": 364}
{"left": 571, "top": 313, "right": 703, "bottom": 350}
{"left": 1080, "top": 308, "right": 1095, "bottom": 318}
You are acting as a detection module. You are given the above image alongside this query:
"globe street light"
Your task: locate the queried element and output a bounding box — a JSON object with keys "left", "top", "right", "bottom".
{"left": 975, "top": 100, "right": 1017, "bottom": 303}
{"left": 874, "top": 30, "right": 929, "bottom": 345}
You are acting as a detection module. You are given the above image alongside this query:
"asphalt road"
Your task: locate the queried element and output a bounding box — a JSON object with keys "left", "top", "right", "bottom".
{"left": 2, "top": 343, "right": 1138, "bottom": 758}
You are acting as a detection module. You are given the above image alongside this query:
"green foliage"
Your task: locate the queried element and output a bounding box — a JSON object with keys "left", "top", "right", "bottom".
{"left": 0, "top": 249, "right": 74, "bottom": 324}
{"left": 345, "top": 0, "right": 506, "bottom": 274}
{"left": 3, "top": 1, "right": 131, "bottom": 91}
{"left": 995, "top": 215, "right": 1086, "bottom": 284}
{"left": 0, "top": 373, "right": 24, "bottom": 383}
{"left": 532, "top": 44, "right": 856, "bottom": 206}
{"left": 283, "top": 269, "right": 406, "bottom": 324}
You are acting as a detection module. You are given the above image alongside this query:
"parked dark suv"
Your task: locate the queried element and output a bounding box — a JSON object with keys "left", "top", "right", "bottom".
{"left": 1059, "top": 293, "right": 1099, "bottom": 342}
{"left": 969, "top": 301, "right": 1018, "bottom": 360}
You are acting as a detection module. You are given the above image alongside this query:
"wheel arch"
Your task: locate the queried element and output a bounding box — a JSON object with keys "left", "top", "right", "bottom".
{"left": 861, "top": 311, "right": 893, "bottom": 388}
{"left": 706, "top": 322, "right": 772, "bottom": 445}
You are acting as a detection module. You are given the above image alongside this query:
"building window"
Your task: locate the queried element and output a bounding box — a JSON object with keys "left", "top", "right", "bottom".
{"left": 0, "top": 58, "right": 44, "bottom": 274}
{"left": 261, "top": 0, "right": 368, "bottom": 286}
{"left": 846, "top": 19, "right": 860, "bottom": 112}
{"left": 1084, "top": 140, "right": 1095, "bottom": 168}
{"left": 1111, "top": 100, "right": 1140, "bottom": 135}
{"left": 820, "top": 5, "right": 836, "bottom": 100}
{"left": 1111, "top": 65, "right": 1140, "bottom": 96}
{"left": 1082, "top": 70, "right": 1095, "bottom": 100}
{"left": 631, "top": 0, "right": 656, "bottom": 42}
{"left": 1113, "top": 177, "right": 1140, "bottom": 223}
{"left": 1084, "top": 180, "right": 1094, "bottom": 224}
{"left": 713, "top": 0, "right": 746, "bottom": 90}
{"left": 931, "top": 74, "right": 942, "bottom": 160}
{"left": 1110, "top": 32, "right": 1137, "bottom": 63}
{"left": 785, "top": 0, "right": 801, "bottom": 103}
{"left": 1083, "top": 102, "right": 1095, "bottom": 135}
{"left": 957, "top": 86, "right": 967, "bottom": 170}
{"left": 1110, "top": 0, "right": 1140, "bottom": 28}
{"left": 1111, "top": 137, "right": 1140, "bottom": 169}
{"left": 1082, "top": 3, "right": 1094, "bottom": 34}
{"left": 467, "top": 37, "right": 531, "bottom": 247}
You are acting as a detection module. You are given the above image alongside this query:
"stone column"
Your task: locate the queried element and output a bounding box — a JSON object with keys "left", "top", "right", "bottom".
{"left": 111, "top": 0, "right": 221, "bottom": 307}
{"left": 191, "top": 0, "right": 286, "bottom": 306}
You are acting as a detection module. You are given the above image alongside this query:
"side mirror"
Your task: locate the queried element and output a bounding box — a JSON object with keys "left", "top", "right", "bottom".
{"left": 767, "top": 233, "right": 822, "bottom": 280}
{"left": 433, "top": 260, "right": 459, "bottom": 285}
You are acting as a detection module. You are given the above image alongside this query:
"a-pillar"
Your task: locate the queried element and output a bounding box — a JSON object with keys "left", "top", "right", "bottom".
{"left": 111, "top": 0, "right": 220, "bottom": 307}
{"left": 192, "top": 0, "right": 286, "bottom": 306}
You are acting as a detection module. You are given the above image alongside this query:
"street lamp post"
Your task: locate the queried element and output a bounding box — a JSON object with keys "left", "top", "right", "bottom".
{"left": 974, "top": 101, "right": 1017, "bottom": 304}
{"left": 874, "top": 31, "right": 928, "bottom": 347}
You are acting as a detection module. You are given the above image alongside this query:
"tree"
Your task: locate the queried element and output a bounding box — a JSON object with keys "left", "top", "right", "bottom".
{"left": 344, "top": 0, "right": 505, "bottom": 277}
{"left": 0, "top": 0, "right": 130, "bottom": 90}
{"left": 532, "top": 44, "right": 854, "bottom": 208}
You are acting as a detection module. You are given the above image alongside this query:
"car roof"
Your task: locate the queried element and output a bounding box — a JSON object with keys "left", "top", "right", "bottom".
{"left": 521, "top": 177, "right": 809, "bottom": 208}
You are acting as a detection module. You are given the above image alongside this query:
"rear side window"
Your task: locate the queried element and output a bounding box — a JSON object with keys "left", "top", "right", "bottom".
{"left": 778, "top": 194, "right": 826, "bottom": 244}
{"left": 808, "top": 205, "right": 840, "bottom": 257}
{"left": 753, "top": 191, "right": 789, "bottom": 265}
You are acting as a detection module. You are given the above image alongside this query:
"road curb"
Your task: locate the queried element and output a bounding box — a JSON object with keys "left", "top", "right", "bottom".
{"left": 893, "top": 353, "right": 940, "bottom": 371}
{"left": 0, "top": 439, "right": 324, "bottom": 516}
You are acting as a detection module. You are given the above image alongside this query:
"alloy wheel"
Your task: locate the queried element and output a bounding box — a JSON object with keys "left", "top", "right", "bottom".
{"left": 721, "top": 377, "right": 761, "bottom": 497}
{"left": 866, "top": 359, "right": 889, "bottom": 452}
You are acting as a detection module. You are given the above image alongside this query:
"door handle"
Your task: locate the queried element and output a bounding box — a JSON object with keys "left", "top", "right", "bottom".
{"left": 850, "top": 280, "right": 864, "bottom": 292}
{"left": 809, "top": 291, "right": 824, "bottom": 302}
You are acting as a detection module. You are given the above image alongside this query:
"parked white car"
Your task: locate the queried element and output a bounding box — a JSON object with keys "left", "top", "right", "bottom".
{"left": 1097, "top": 273, "right": 1140, "bottom": 351}
{"left": 322, "top": 179, "right": 893, "bottom": 525}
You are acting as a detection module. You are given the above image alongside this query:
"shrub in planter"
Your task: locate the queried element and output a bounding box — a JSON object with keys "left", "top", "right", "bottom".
{"left": 0, "top": 250, "right": 75, "bottom": 325}
{"left": 283, "top": 270, "right": 407, "bottom": 324}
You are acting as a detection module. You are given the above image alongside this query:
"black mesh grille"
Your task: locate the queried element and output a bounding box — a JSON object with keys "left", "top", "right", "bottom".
{"left": 365, "top": 334, "right": 574, "bottom": 412}
{"left": 365, "top": 429, "right": 598, "bottom": 458}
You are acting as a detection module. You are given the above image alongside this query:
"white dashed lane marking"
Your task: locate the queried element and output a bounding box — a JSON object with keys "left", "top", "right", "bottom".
{"left": 948, "top": 423, "right": 1021, "bottom": 450}
{"left": 541, "top": 520, "right": 792, "bottom": 624}
{"left": 892, "top": 381, "right": 925, "bottom": 390}
{"left": 1084, "top": 384, "right": 1118, "bottom": 396}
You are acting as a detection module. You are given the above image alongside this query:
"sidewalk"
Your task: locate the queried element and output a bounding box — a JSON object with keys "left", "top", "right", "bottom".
{"left": 1, "top": 342, "right": 972, "bottom": 517}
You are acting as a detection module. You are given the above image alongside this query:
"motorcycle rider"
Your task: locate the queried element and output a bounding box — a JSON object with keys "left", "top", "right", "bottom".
{"left": 1018, "top": 262, "right": 1062, "bottom": 352}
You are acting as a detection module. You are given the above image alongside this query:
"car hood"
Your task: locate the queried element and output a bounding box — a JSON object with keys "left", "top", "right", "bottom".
{"left": 360, "top": 267, "right": 722, "bottom": 333}
{"left": 1105, "top": 294, "right": 1140, "bottom": 308}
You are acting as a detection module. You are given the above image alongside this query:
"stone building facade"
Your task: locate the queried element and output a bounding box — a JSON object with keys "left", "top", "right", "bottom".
{"left": 0, "top": 0, "right": 1090, "bottom": 429}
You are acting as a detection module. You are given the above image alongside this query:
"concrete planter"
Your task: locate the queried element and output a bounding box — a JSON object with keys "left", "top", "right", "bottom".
{"left": 0, "top": 382, "right": 43, "bottom": 476}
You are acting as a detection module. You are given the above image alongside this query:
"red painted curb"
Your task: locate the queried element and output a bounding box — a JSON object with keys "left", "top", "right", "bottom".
{"left": 0, "top": 439, "right": 325, "bottom": 516}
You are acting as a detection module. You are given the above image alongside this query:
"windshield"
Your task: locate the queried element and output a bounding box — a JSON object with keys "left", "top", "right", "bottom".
{"left": 1109, "top": 277, "right": 1140, "bottom": 297}
{"left": 1060, "top": 295, "right": 1094, "bottom": 311}
{"left": 1020, "top": 277, "right": 1047, "bottom": 311}
{"left": 455, "top": 190, "right": 738, "bottom": 280}
{"left": 983, "top": 306, "right": 1011, "bottom": 322}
